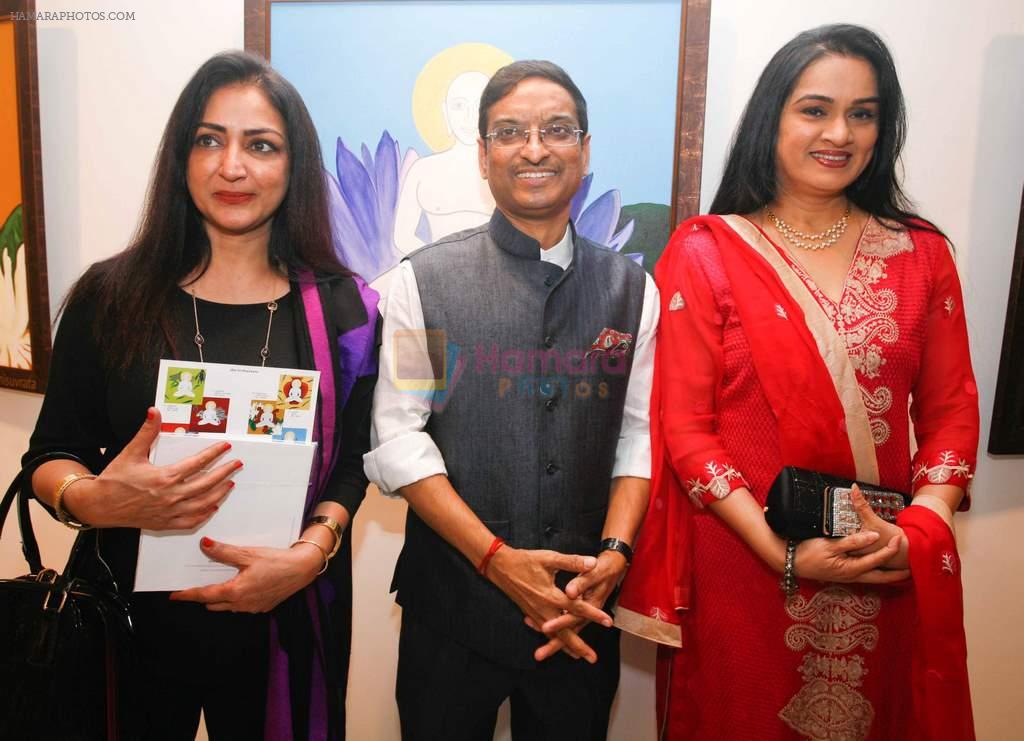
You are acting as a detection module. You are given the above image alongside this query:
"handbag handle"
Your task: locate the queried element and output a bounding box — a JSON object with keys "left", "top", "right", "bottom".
{"left": 0, "top": 468, "right": 26, "bottom": 554}
{"left": 1, "top": 452, "right": 104, "bottom": 582}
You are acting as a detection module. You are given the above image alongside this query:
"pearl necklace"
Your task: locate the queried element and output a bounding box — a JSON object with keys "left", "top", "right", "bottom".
{"left": 191, "top": 289, "right": 279, "bottom": 366}
{"left": 764, "top": 204, "right": 851, "bottom": 251}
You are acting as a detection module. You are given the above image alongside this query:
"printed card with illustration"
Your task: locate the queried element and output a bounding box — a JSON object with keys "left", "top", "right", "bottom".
{"left": 153, "top": 359, "right": 320, "bottom": 443}
{"left": 137, "top": 359, "right": 324, "bottom": 591}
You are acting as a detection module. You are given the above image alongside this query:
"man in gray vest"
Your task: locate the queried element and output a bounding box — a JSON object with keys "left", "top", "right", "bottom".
{"left": 364, "top": 60, "right": 658, "bottom": 740}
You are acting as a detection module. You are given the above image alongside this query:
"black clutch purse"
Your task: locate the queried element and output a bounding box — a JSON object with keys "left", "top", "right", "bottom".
{"left": 0, "top": 457, "right": 138, "bottom": 740}
{"left": 764, "top": 466, "right": 910, "bottom": 540}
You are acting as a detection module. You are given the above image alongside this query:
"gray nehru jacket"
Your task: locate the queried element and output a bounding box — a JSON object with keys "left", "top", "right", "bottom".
{"left": 383, "top": 210, "right": 647, "bottom": 669}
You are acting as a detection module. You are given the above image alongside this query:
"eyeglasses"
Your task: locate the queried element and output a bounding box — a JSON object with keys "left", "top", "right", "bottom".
{"left": 485, "top": 124, "right": 584, "bottom": 148}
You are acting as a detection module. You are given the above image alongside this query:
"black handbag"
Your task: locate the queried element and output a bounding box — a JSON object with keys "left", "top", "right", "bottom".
{"left": 764, "top": 466, "right": 910, "bottom": 540}
{"left": 0, "top": 459, "right": 137, "bottom": 740}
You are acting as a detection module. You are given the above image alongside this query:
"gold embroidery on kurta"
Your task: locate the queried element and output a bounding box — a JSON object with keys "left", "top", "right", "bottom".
{"left": 794, "top": 219, "right": 912, "bottom": 449}
{"left": 857, "top": 220, "right": 914, "bottom": 259}
{"left": 860, "top": 385, "right": 893, "bottom": 445}
{"left": 779, "top": 586, "right": 880, "bottom": 741}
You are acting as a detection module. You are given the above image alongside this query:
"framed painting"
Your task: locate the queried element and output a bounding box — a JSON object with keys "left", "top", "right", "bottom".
{"left": 244, "top": 0, "right": 710, "bottom": 286}
{"left": 0, "top": 0, "right": 49, "bottom": 393}
{"left": 989, "top": 185, "right": 1024, "bottom": 455}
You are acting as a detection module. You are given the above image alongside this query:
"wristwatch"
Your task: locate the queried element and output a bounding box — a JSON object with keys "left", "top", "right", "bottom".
{"left": 599, "top": 537, "right": 633, "bottom": 564}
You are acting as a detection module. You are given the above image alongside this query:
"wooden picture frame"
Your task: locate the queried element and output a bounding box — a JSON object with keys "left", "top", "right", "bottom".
{"left": 243, "top": 0, "right": 711, "bottom": 239}
{"left": 989, "top": 185, "right": 1024, "bottom": 454}
{"left": 0, "top": 0, "right": 50, "bottom": 393}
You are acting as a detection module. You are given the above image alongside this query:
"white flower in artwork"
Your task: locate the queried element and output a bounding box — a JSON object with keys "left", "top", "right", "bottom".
{"left": 0, "top": 242, "right": 32, "bottom": 369}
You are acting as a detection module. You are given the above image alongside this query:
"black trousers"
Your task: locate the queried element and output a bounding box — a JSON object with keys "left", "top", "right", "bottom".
{"left": 396, "top": 614, "right": 620, "bottom": 741}
{"left": 130, "top": 594, "right": 270, "bottom": 741}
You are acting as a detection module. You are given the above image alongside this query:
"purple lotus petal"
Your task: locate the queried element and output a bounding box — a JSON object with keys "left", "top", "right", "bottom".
{"left": 325, "top": 172, "right": 362, "bottom": 250}
{"left": 569, "top": 173, "right": 594, "bottom": 222}
{"left": 607, "top": 219, "right": 635, "bottom": 253}
{"left": 327, "top": 131, "right": 415, "bottom": 282}
{"left": 373, "top": 131, "right": 399, "bottom": 228}
{"left": 326, "top": 170, "right": 377, "bottom": 277}
{"left": 414, "top": 213, "right": 432, "bottom": 245}
{"left": 572, "top": 181, "right": 642, "bottom": 262}
{"left": 577, "top": 189, "right": 620, "bottom": 246}
{"left": 335, "top": 137, "right": 381, "bottom": 249}
{"left": 360, "top": 143, "right": 375, "bottom": 177}
{"left": 327, "top": 170, "right": 392, "bottom": 280}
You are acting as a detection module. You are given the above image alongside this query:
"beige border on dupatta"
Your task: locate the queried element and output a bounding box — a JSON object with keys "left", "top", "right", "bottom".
{"left": 721, "top": 215, "right": 880, "bottom": 485}
{"left": 614, "top": 605, "right": 683, "bottom": 647}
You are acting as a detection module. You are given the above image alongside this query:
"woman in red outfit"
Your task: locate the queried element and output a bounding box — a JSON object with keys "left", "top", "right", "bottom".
{"left": 617, "top": 24, "right": 979, "bottom": 741}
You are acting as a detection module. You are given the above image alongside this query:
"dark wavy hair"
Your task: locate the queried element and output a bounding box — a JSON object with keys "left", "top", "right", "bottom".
{"left": 478, "top": 60, "right": 589, "bottom": 137}
{"left": 65, "top": 50, "right": 347, "bottom": 368}
{"left": 710, "top": 24, "right": 940, "bottom": 235}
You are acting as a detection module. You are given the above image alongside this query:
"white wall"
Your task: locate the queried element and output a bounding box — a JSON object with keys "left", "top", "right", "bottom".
{"left": 1, "top": 1, "right": 1022, "bottom": 740}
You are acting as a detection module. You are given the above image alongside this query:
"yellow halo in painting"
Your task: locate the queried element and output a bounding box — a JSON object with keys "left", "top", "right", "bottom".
{"left": 412, "top": 42, "right": 514, "bottom": 152}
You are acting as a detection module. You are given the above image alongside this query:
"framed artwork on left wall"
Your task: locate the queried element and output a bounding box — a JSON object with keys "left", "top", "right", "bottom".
{"left": 0, "top": 0, "right": 49, "bottom": 393}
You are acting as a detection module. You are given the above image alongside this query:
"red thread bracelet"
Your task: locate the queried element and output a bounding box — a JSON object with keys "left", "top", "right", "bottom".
{"left": 477, "top": 536, "right": 506, "bottom": 576}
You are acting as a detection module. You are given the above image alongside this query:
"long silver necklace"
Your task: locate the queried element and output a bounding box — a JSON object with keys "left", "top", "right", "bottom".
{"left": 764, "top": 204, "right": 851, "bottom": 251}
{"left": 191, "top": 289, "right": 278, "bottom": 366}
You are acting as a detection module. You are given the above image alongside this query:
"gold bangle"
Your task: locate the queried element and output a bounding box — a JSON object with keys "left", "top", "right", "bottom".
{"left": 292, "top": 538, "right": 330, "bottom": 575}
{"left": 53, "top": 473, "right": 96, "bottom": 530}
{"left": 307, "top": 515, "right": 343, "bottom": 558}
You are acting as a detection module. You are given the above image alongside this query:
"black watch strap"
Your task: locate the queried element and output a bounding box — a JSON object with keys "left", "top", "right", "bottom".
{"left": 599, "top": 537, "right": 633, "bottom": 564}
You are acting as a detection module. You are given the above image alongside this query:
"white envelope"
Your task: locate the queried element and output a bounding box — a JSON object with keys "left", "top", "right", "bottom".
{"left": 134, "top": 434, "right": 316, "bottom": 592}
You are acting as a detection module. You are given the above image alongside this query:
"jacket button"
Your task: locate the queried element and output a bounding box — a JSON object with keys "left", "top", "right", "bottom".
{"left": 545, "top": 462, "right": 558, "bottom": 475}
{"left": 543, "top": 335, "right": 555, "bottom": 348}
{"left": 544, "top": 525, "right": 559, "bottom": 537}
{"left": 544, "top": 274, "right": 555, "bottom": 287}
{"left": 545, "top": 398, "right": 557, "bottom": 411}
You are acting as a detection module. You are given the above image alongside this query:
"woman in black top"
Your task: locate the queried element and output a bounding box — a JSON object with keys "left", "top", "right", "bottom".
{"left": 23, "top": 51, "right": 379, "bottom": 740}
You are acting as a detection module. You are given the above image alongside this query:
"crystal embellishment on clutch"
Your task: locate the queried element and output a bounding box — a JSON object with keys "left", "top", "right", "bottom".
{"left": 826, "top": 487, "right": 907, "bottom": 537}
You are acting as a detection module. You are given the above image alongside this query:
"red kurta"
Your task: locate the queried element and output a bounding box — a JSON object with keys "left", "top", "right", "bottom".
{"left": 618, "top": 215, "right": 979, "bottom": 740}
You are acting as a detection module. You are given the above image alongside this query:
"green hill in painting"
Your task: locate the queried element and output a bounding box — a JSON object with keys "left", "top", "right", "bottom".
{"left": 619, "top": 203, "right": 669, "bottom": 269}
{"left": 0, "top": 205, "right": 24, "bottom": 274}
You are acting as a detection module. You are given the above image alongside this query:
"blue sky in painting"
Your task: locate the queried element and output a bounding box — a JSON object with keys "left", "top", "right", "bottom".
{"left": 271, "top": 0, "right": 680, "bottom": 207}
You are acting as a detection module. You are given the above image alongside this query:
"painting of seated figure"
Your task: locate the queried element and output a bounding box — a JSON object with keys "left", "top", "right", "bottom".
{"left": 262, "top": 1, "right": 684, "bottom": 296}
